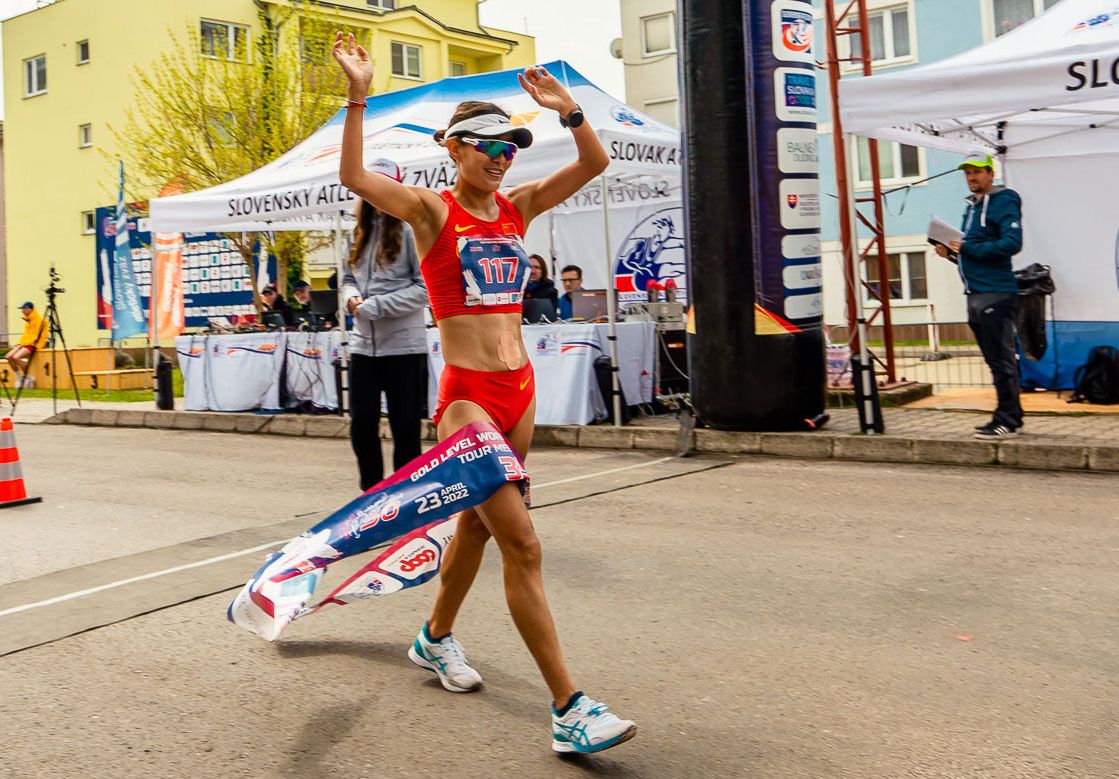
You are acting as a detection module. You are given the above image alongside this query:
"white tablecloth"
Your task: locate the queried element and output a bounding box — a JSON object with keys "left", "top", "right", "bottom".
{"left": 175, "top": 332, "right": 286, "bottom": 411}
{"left": 178, "top": 321, "right": 655, "bottom": 423}
{"left": 284, "top": 331, "right": 343, "bottom": 410}
{"left": 426, "top": 322, "right": 655, "bottom": 426}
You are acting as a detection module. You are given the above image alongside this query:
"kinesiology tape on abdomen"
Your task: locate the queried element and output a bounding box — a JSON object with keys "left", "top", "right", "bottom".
{"left": 227, "top": 422, "right": 529, "bottom": 641}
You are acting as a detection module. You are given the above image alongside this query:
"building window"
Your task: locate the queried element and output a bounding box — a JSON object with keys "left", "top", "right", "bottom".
{"left": 391, "top": 42, "right": 422, "bottom": 79}
{"left": 449, "top": 61, "right": 466, "bottom": 77}
{"left": 78, "top": 123, "right": 92, "bottom": 148}
{"left": 853, "top": 137, "right": 923, "bottom": 186}
{"left": 200, "top": 19, "right": 249, "bottom": 63}
{"left": 82, "top": 211, "right": 96, "bottom": 235}
{"left": 990, "top": 0, "right": 1060, "bottom": 37}
{"left": 865, "top": 251, "right": 928, "bottom": 301}
{"left": 207, "top": 111, "right": 236, "bottom": 147}
{"left": 23, "top": 54, "right": 47, "bottom": 97}
{"left": 641, "top": 12, "right": 676, "bottom": 56}
{"left": 367, "top": 0, "right": 396, "bottom": 8}
{"left": 77, "top": 39, "right": 90, "bottom": 65}
{"left": 848, "top": 5, "right": 913, "bottom": 65}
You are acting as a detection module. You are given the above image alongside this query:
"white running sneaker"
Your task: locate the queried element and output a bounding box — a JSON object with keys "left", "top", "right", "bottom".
{"left": 551, "top": 694, "right": 637, "bottom": 754}
{"left": 408, "top": 625, "right": 483, "bottom": 693}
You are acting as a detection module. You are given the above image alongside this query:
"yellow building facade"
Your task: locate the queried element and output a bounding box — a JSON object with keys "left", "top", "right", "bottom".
{"left": 3, "top": 0, "right": 534, "bottom": 346}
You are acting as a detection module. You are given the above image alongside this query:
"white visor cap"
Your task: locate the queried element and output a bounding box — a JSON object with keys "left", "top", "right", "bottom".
{"left": 443, "top": 113, "right": 533, "bottom": 149}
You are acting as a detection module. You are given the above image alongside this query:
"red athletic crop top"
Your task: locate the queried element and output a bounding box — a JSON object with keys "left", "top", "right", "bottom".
{"left": 421, "top": 190, "right": 532, "bottom": 321}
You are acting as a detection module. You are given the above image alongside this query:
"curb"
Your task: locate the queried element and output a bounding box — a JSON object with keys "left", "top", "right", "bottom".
{"left": 49, "top": 408, "right": 1119, "bottom": 474}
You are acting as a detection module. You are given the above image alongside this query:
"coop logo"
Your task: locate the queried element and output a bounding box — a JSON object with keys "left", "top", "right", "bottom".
{"left": 780, "top": 7, "right": 813, "bottom": 53}
{"left": 611, "top": 105, "right": 646, "bottom": 128}
{"left": 1072, "top": 9, "right": 1119, "bottom": 32}
{"left": 613, "top": 206, "right": 688, "bottom": 302}
{"left": 397, "top": 548, "right": 437, "bottom": 573}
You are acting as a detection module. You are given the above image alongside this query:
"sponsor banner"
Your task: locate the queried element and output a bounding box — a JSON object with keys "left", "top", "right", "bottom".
{"left": 750, "top": 2, "right": 822, "bottom": 332}
{"left": 777, "top": 127, "right": 819, "bottom": 174}
{"left": 771, "top": 0, "right": 815, "bottom": 63}
{"left": 779, "top": 179, "right": 821, "bottom": 230}
{"left": 774, "top": 66, "right": 818, "bottom": 123}
{"left": 613, "top": 206, "right": 688, "bottom": 303}
{"left": 111, "top": 163, "right": 148, "bottom": 341}
{"left": 96, "top": 207, "right": 276, "bottom": 329}
{"left": 150, "top": 231, "right": 185, "bottom": 339}
{"left": 227, "top": 422, "right": 528, "bottom": 641}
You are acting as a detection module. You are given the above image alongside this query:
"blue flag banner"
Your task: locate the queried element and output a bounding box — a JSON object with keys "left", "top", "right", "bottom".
{"left": 227, "top": 422, "right": 529, "bottom": 641}
{"left": 111, "top": 162, "right": 148, "bottom": 341}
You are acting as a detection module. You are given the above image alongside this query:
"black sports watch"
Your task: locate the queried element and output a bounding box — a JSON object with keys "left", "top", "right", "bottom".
{"left": 559, "top": 105, "right": 585, "bottom": 129}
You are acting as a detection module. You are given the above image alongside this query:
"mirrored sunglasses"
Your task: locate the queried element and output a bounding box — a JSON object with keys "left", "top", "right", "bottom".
{"left": 460, "top": 137, "right": 519, "bottom": 162}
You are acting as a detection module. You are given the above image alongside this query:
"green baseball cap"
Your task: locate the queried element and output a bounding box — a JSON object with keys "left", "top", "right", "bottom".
{"left": 958, "top": 151, "right": 995, "bottom": 170}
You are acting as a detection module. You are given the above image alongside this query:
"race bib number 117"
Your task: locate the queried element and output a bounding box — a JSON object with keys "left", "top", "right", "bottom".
{"left": 457, "top": 235, "right": 531, "bottom": 308}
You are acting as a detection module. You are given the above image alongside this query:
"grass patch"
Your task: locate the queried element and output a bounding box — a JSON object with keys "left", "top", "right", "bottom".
{"left": 2, "top": 368, "right": 185, "bottom": 403}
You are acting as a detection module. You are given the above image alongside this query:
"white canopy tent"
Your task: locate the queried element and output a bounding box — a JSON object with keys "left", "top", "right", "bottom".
{"left": 150, "top": 60, "right": 681, "bottom": 419}
{"left": 149, "top": 59, "right": 679, "bottom": 233}
{"left": 839, "top": 0, "right": 1119, "bottom": 388}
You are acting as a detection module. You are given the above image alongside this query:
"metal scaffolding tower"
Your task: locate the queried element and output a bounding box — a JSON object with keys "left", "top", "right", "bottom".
{"left": 821, "top": 0, "right": 897, "bottom": 384}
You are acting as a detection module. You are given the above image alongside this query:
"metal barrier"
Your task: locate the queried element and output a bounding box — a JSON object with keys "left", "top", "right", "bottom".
{"left": 831, "top": 306, "right": 990, "bottom": 392}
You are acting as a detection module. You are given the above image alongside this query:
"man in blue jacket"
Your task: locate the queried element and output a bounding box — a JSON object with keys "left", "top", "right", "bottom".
{"left": 935, "top": 152, "right": 1024, "bottom": 439}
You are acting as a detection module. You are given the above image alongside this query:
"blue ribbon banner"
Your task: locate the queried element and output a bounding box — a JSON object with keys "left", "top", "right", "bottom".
{"left": 227, "top": 422, "right": 529, "bottom": 641}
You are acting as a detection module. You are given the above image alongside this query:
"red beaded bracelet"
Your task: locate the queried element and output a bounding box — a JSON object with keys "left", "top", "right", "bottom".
{"left": 345, "top": 99, "right": 367, "bottom": 109}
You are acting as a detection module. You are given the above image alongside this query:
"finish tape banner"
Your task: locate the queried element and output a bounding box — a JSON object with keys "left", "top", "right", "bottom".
{"left": 227, "top": 422, "right": 528, "bottom": 641}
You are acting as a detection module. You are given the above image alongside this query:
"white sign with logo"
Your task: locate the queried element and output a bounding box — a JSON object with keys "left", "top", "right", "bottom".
{"left": 781, "top": 233, "right": 821, "bottom": 259}
{"left": 774, "top": 67, "right": 818, "bottom": 123}
{"left": 779, "top": 178, "right": 821, "bottom": 230}
{"left": 776, "top": 127, "right": 819, "bottom": 174}
{"left": 771, "top": 0, "right": 815, "bottom": 63}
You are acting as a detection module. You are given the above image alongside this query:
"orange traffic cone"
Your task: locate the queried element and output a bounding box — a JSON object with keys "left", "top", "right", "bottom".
{"left": 0, "top": 418, "right": 41, "bottom": 508}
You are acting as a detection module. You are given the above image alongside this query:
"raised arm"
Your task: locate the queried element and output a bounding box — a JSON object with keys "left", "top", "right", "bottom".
{"left": 332, "top": 33, "right": 446, "bottom": 240}
{"left": 507, "top": 67, "right": 609, "bottom": 226}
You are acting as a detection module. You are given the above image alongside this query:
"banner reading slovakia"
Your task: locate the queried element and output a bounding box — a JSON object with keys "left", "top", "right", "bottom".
{"left": 111, "top": 161, "right": 148, "bottom": 341}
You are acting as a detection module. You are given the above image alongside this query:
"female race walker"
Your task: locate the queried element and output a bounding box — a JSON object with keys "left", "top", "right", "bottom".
{"left": 333, "top": 33, "right": 636, "bottom": 755}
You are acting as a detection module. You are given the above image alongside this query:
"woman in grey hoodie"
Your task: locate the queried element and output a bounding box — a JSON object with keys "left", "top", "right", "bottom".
{"left": 342, "top": 199, "right": 429, "bottom": 490}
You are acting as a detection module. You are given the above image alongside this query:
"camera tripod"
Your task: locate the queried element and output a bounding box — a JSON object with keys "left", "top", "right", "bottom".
{"left": 6, "top": 269, "right": 81, "bottom": 416}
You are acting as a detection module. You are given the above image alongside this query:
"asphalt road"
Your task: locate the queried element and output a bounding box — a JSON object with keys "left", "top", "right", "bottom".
{"left": 1, "top": 424, "right": 1117, "bottom": 778}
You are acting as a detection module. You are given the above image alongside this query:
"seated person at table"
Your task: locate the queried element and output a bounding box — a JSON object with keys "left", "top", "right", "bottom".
{"left": 522, "top": 254, "right": 558, "bottom": 319}
{"left": 290, "top": 280, "right": 313, "bottom": 312}
{"left": 260, "top": 285, "right": 295, "bottom": 327}
{"left": 557, "top": 264, "right": 583, "bottom": 320}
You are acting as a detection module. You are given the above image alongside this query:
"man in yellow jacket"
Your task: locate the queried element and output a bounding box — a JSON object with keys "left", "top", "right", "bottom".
{"left": 6, "top": 301, "right": 49, "bottom": 385}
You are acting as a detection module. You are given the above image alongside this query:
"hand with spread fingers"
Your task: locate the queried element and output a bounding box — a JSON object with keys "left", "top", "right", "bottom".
{"left": 518, "top": 66, "right": 578, "bottom": 115}
{"left": 332, "top": 31, "right": 372, "bottom": 97}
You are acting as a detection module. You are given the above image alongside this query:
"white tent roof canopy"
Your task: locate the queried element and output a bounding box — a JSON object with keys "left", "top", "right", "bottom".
{"left": 839, "top": 0, "right": 1119, "bottom": 159}
{"left": 149, "top": 60, "right": 680, "bottom": 233}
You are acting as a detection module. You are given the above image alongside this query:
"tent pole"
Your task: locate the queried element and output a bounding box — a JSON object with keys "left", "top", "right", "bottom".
{"left": 600, "top": 175, "right": 623, "bottom": 427}
{"left": 547, "top": 210, "right": 557, "bottom": 280}
{"left": 334, "top": 211, "right": 350, "bottom": 418}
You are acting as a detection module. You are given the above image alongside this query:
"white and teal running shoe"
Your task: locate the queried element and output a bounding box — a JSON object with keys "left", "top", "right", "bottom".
{"left": 551, "top": 694, "right": 637, "bottom": 754}
{"left": 408, "top": 626, "right": 483, "bottom": 693}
